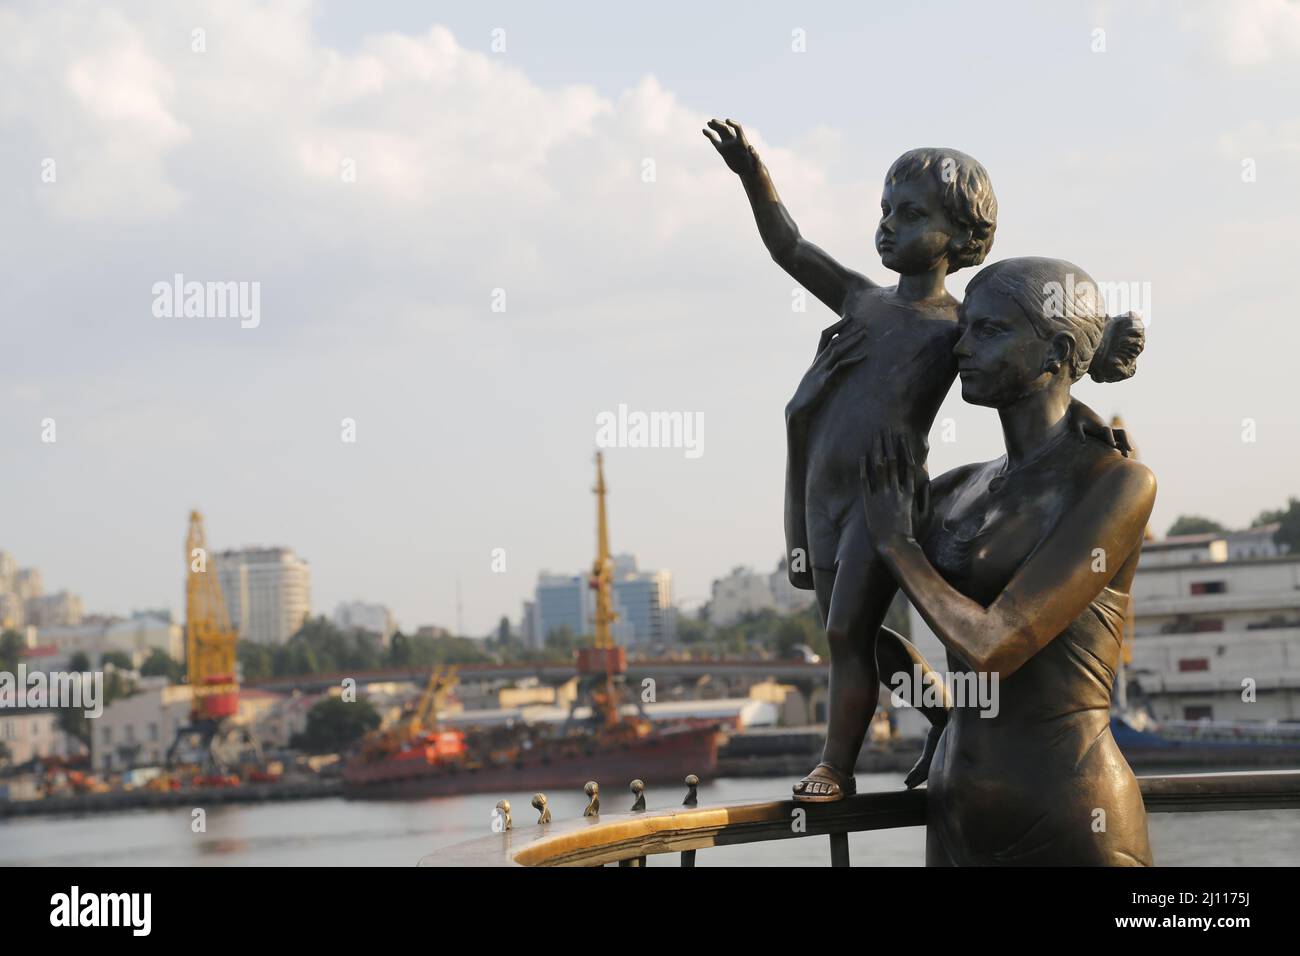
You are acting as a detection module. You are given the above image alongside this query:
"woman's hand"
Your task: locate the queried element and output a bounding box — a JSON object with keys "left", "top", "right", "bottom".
{"left": 702, "top": 118, "right": 759, "bottom": 178}
{"left": 787, "top": 319, "right": 868, "bottom": 418}
{"left": 860, "top": 429, "right": 931, "bottom": 549}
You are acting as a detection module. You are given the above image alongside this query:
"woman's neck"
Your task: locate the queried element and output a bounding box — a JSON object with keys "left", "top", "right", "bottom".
{"left": 998, "top": 387, "right": 1071, "bottom": 468}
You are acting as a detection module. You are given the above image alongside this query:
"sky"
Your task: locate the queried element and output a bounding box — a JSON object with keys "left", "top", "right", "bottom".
{"left": 2, "top": 0, "right": 1299, "bottom": 636}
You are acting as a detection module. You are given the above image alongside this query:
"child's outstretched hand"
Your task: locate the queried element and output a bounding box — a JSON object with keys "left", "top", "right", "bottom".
{"left": 702, "top": 118, "right": 759, "bottom": 178}
{"left": 1066, "top": 399, "right": 1132, "bottom": 456}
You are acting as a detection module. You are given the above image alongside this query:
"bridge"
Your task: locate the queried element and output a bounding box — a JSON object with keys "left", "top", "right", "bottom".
{"left": 244, "top": 658, "right": 830, "bottom": 695}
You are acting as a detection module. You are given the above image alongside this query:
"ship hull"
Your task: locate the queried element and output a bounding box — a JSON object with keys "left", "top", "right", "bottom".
{"left": 342, "top": 724, "right": 721, "bottom": 800}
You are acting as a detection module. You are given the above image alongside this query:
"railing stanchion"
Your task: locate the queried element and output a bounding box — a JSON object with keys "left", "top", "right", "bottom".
{"left": 829, "top": 831, "right": 850, "bottom": 867}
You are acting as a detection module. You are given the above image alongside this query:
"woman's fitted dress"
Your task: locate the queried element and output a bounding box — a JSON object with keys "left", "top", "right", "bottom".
{"left": 921, "top": 514, "right": 1153, "bottom": 867}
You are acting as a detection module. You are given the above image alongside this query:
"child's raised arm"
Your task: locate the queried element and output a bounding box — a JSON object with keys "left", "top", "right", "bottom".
{"left": 703, "top": 118, "right": 875, "bottom": 315}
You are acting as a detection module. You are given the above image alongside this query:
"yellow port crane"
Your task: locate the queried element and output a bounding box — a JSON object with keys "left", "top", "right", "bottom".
{"left": 578, "top": 452, "right": 628, "bottom": 726}
{"left": 590, "top": 451, "right": 618, "bottom": 651}
{"left": 185, "top": 510, "right": 239, "bottom": 722}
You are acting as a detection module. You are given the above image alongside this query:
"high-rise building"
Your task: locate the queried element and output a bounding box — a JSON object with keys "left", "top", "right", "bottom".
{"left": 519, "top": 600, "right": 538, "bottom": 649}
{"left": 0, "top": 553, "right": 83, "bottom": 633}
{"left": 612, "top": 567, "right": 674, "bottom": 645}
{"left": 13, "top": 568, "right": 43, "bottom": 602}
{"left": 25, "top": 591, "right": 84, "bottom": 628}
{"left": 0, "top": 592, "right": 24, "bottom": 630}
{"left": 530, "top": 555, "right": 674, "bottom": 648}
{"left": 216, "top": 547, "right": 311, "bottom": 645}
{"left": 533, "top": 573, "right": 592, "bottom": 642}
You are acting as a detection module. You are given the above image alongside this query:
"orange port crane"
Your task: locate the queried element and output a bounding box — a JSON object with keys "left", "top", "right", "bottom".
{"left": 185, "top": 510, "right": 239, "bottom": 722}
{"left": 361, "top": 665, "right": 461, "bottom": 759}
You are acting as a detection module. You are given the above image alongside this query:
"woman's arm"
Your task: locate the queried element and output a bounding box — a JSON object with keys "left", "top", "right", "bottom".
{"left": 703, "top": 118, "right": 875, "bottom": 314}
{"left": 862, "top": 432, "right": 1155, "bottom": 677}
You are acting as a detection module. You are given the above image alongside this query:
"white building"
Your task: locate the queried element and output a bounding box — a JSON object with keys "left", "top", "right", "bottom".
{"left": 770, "top": 557, "right": 818, "bottom": 616}
{"left": 93, "top": 686, "right": 285, "bottom": 771}
{"left": 708, "top": 557, "right": 817, "bottom": 626}
{"left": 94, "top": 685, "right": 194, "bottom": 771}
{"left": 710, "top": 566, "right": 777, "bottom": 626}
{"left": 28, "top": 623, "right": 107, "bottom": 663}
{"left": 903, "top": 528, "right": 1300, "bottom": 728}
{"left": 216, "top": 547, "right": 311, "bottom": 645}
{"left": 333, "top": 601, "right": 396, "bottom": 645}
{"left": 1128, "top": 530, "right": 1300, "bottom": 723}
{"left": 24, "top": 613, "right": 182, "bottom": 669}
{"left": 104, "top": 615, "right": 184, "bottom": 666}
{"left": 0, "top": 710, "right": 80, "bottom": 765}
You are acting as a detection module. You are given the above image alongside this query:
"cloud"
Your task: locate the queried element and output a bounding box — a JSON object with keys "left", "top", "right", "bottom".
{"left": 2, "top": 0, "right": 863, "bottom": 324}
{"left": 1181, "top": 0, "right": 1300, "bottom": 66}
{"left": 0, "top": 0, "right": 876, "bottom": 630}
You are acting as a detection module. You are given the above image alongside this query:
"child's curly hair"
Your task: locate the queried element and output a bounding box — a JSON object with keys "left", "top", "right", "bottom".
{"left": 886, "top": 148, "right": 998, "bottom": 271}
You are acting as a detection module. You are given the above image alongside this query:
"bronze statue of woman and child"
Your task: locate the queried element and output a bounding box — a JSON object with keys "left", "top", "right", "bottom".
{"left": 703, "top": 118, "right": 1153, "bottom": 865}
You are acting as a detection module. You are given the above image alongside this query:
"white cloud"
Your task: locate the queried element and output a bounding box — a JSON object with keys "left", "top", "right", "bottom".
{"left": 0, "top": 0, "right": 873, "bottom": 630}
{"left": 1181, "top": 0, "right": 1300, "bottom": 66}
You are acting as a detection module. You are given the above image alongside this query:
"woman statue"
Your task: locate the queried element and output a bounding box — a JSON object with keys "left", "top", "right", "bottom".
{"left": 859, "top": 256, "right": 1153, "bottom": 865}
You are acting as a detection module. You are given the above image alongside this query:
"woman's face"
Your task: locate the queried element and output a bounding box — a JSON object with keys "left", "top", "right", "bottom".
{"left": 954, "top": 284, "right": 1056, "bottom": 408}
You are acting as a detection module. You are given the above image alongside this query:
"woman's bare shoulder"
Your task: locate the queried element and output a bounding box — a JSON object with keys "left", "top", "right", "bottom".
{"left": 1079, "top": 439, "right": 1157, "bottom": 500}
{"left": 1098, "top": 452, "right": 1157, "bottom": 507}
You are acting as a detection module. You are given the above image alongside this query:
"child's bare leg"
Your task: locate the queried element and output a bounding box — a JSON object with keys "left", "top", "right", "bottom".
{"left": 793, "top": 549, "right": 896, "bottom": 802}
{"left": 876, "top": 627, "right": 950, "bottom": 787}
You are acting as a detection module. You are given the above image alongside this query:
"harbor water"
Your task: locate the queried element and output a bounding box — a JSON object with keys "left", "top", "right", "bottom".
{"left": 2, "top": 773, "right": 1295, "bottom": 866}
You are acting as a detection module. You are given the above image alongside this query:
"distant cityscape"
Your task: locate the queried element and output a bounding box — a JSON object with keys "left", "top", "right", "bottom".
{"left": 3, "top": 515, "right": 1300, "bottom": 779}
{"left": 0, "top": 531, "right": 823, "bottom": 670}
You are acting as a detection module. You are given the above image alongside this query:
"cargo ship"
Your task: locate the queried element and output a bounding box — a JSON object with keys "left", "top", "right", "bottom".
{"left": 342, "top": 716, "right": 721, "bottom": 800}
{"left": 343, "top": 452, "right": 722, "bottom": 800}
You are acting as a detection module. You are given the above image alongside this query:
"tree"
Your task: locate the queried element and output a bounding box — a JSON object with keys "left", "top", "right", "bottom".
{"left": 0, "top": 629, "right": 23, "bottom": 674}
{"left": 140, "top": 648, "right": 184, "bottom": 682}
{"left": 1167, "top": 515, "right": 1225, "bottom": 537}
{"left": 67, "top": 651, "right": 91, "bottom": 673}
{"left": 675, "top": 614, "right": 709, "bottom": 644}
{"left": 238, "top": 642, "right": 275, "bottom": 682}
{"left": 1253, "top": 497, "right": 1300, "bottom": 553}
{"left": 100, "top": 650, "right": 133, "bottom": 670}
{"left": 57, "top": 668, "right": 133, "bottom": 749}
{"left": 291, "top": 696, "right": 381, "bottom": 753}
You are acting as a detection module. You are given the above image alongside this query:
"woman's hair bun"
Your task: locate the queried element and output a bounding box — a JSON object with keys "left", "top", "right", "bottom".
{"left": 1089, "top": 311, "right": 1145, "bottom": 383}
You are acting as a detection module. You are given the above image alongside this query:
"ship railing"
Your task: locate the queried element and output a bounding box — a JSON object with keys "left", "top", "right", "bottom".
{"left": 418, "top": 769, "right": 1300, "bottom": 867}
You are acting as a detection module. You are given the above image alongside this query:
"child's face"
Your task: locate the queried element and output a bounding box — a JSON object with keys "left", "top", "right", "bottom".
{"left": 876, "top": 177, "right": 960, "bottom": 276}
